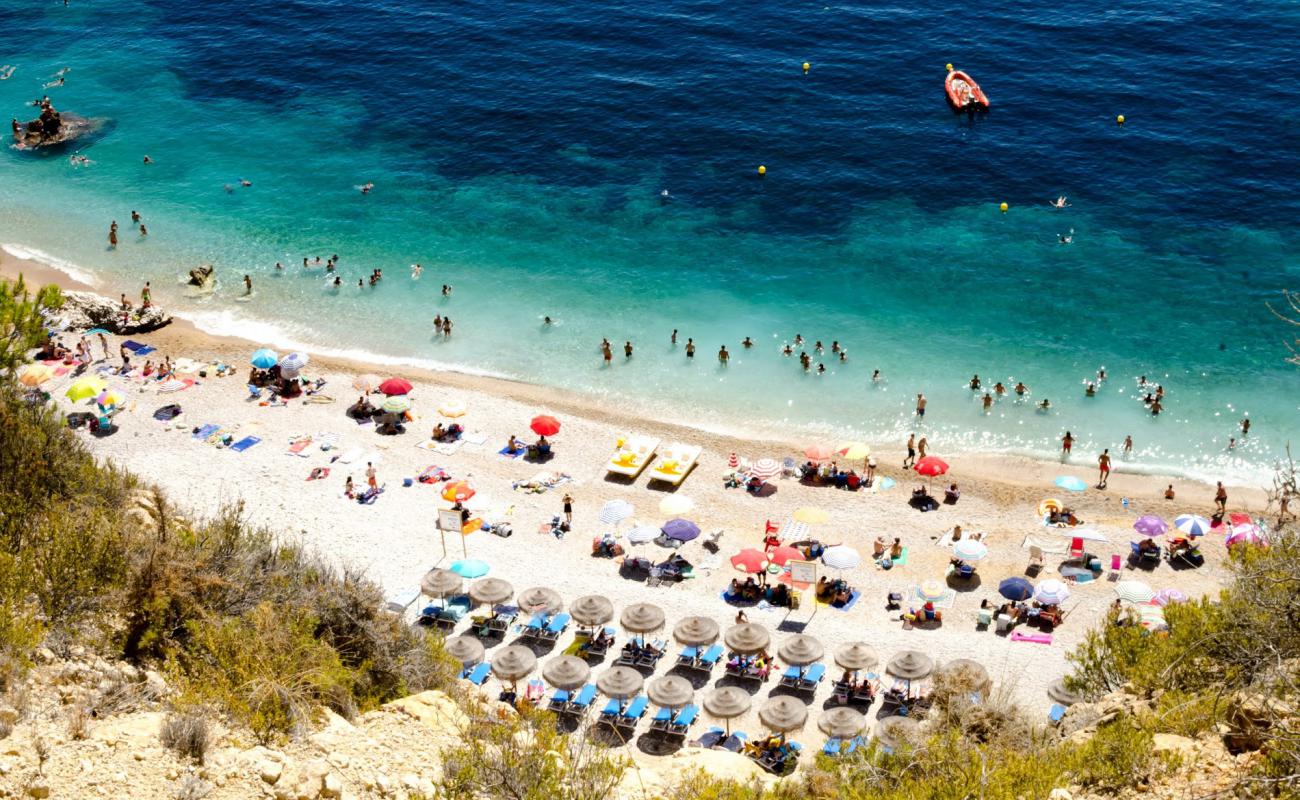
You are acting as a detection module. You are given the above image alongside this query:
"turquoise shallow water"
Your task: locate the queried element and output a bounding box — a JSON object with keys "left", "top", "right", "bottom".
{"left": 2, "top": 0, "right": 1298, "bottom": 485}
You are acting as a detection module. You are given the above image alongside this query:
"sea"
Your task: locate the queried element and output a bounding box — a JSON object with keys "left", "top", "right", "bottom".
{"left": 2, "top": 0, "right": 1298, "bottom": 487}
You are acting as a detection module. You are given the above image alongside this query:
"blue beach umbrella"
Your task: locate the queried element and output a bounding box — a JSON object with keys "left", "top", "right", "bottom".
{"left": 250, "top": 348, "right": 279, "bottom": 369}
{"left": 998, "top": 577, "right": 1034, "bottom": 601}
{"left": 85, "top": 328, "right": 111, "bottom": 335}
{"left": 450, "top": 559, "right": 490, "bottom": 578}
{"left": 1054, "top": 476, "right": 1087, "bottom": 492}
{"left": 1173, "top": 514, "right": 1211, "bottom": 538}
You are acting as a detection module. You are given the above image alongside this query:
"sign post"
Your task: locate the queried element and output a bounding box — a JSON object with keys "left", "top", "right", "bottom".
{"left": 437, "top": 509, "right": 467, "bottom": 558}
{"left": 787, "top": 559, "right": 818, "bottom": 622}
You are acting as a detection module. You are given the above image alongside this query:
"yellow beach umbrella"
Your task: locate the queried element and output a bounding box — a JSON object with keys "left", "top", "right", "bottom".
{"left": 838, "top": 441, "right": 870, "bottom": 460}
{"left": 17, "top": 364, "right": 54, "bottom": 387}
{"left": 65, "top": 376, "right": 106, "bottom": 403}
{"left": 438, "top": 399, "right": 467, "bottom": 418}
{"left": 793, "top": 506, "right": 830, "bottom": 524}
{"left": 659, "top": 495, "right": 694, "bottom": 516}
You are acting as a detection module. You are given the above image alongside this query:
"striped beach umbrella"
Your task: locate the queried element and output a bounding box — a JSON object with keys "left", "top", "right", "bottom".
{"left": 727, "top": 453, "right": 739, "bottom": 469}
{"left": 279, "top": 352, "right": 309, "bottom": 372}
{"left": 1226, "top": 524, "right": 1266, "bottom": 549}
{"left": 598, "top": 499, "right": 634, "bottom": 525}
{"left": 822, "top": 545, "right": 861, "bottom": 570}
{"left": 747, "top": 458, "right": 782, "bottom": 481}
{"left": 953, "top": 539, "right": 989, "bottom": 562}
{"left": 1034, "top": 579, "right": 1071, "bottom": 606}
{"left": 1153, "top": 588, "right": 1188, "bottom": 606}
{"left": 626, "top": 524, "right": 658, "bottom": 544}
{"left": 381, "top": 395, "right": 411, "bottom": 414}
{"left": 1174, "top": 514, "right": 1211, "bottom": 538}
{"left": 1114, "top": 580, "right": 1155, "bottom": 604}
{"left": 917, "top": 580, "right": 947, "bottom": 603}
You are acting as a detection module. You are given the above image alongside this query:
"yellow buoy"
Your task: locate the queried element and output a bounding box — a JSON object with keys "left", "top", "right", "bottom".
{"left": 802, "top": 62, "right": 810, "bottom": 74}
{"left": 1116, "top": 114, "right": 1125, "bottom": 125}
{"left": 999, "top": 202, "right": 1009, "bottom": 213}
{"left": 946, "top": 63, "right": 953, "bottom": 72}
{"left": 758, "top": 165, "right": 766, "bottom": 175}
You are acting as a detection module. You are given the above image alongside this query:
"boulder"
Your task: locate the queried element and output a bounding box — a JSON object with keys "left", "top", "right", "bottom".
{"left": 58, "top": 290, "right": 172, "bottom": 335}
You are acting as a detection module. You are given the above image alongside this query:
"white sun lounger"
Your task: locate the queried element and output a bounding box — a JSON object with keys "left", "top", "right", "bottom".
{"left": 606, "top": 435, "right": 660, "bottom": 478}
{"left": 649, "top": 443, "right": 701, "bottom": 486}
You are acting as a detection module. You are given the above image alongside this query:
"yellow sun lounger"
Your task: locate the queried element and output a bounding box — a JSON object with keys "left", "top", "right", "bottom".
{"left": 649, "top": 443, "right": 702, "bottom": 486}
{"left": 607, "top": 435, "right": 660, "bottom": 479}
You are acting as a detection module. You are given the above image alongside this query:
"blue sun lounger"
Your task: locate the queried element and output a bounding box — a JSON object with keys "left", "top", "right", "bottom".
{"left": 675, "top": 646, "right": 698, "bottom": 667}
{"left": 568, "top": 684, "right": 597, "bottom": 715}
{"left": 540, "top": 613, "right": 570, "bottom": 641}
{"left": 698, "top": 644, "right": 724, "bottom": 667}
{"left": 599, "top": 698, "right": 621, "bottom": 723}
{"left": 547, "top": 690, "right": 571, "bottom": 714}
{"left": 668, "top": 704, "right": 698, "bottom": 736}
{"left": 650, "top": 706, "right": 673, "bottom": 731}
{"left": 463, "top": 663, "right": 491, "bottom": 686}
{"left": 614, "top": 695, "right": 648, "bottom": 734}
{"left": 799, "top": 663, "right": 826, "bottom": 692}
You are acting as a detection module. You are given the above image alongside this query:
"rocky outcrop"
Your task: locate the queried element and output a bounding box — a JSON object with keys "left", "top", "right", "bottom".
{"left": 57, "top": 290, "right": 171, "bottom": 335}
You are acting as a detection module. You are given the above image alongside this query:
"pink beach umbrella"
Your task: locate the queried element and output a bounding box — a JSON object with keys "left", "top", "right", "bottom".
{"left": 1153, "top": 588, "right": 1188, "bottom": 606}
{"left": 1225, "top": 524, "right": 1266, "bottom": 549}
{"left": 803, "top": 444, "right": 835, "bottom": 463}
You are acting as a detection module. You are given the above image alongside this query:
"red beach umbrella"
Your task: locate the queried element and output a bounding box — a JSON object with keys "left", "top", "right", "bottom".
{"left": 530, "top": 415, "right": 561, "bottom": 436}
{"left": 378, "top": 377, "right": 413, "bottom": 396}
{"left": 913, "top": 456, "right": 949, "bottom": 477}
{"left": 442, "top": 481, "right": 476, "bottom": 503}
{"left": 767, "top": 545, "right": 804, "bottom": 566}
{"left": 804, "top": 444, "right": 834, "bottom": 462}
{"left": 730, "top": 549, "right": 769, "bottom": 574}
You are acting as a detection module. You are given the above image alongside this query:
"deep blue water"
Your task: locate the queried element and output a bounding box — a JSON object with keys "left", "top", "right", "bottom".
{"left": 1, "top": 0, "right": 1298, "bottom": 484}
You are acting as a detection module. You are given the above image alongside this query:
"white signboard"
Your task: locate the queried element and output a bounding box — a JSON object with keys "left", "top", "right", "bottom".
{"left": 437, "top": 509, "right": 463, "bottom": 533}
{"left": 788, "top": 559, "right": 817, "bottom": 586}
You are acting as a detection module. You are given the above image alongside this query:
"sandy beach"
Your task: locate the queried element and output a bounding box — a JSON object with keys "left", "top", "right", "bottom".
{"left": 3, "top": 250, "right": 1265, "bottom": 755}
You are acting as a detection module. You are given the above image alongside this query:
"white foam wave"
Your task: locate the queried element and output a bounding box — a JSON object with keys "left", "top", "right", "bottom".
{"left": 2, "top": 243, "right": 100, "bottom": 287}
{"left": 175, "top": 307, "right": 515, "bottom": 381}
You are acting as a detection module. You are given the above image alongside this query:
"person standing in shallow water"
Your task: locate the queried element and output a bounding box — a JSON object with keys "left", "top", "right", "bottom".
{"left": 718, "top": 345, "right": 729, "bottom": 365}
{"left": 108, "top": 221, "right": 117, "bottom": 248}
{"left": 685, "top": 339, "right": 695, "bottom": 358}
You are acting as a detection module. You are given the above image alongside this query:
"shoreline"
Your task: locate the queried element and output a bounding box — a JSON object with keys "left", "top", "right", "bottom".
{"left": 1, "top": 248, "right": 1271, "bottom": 503}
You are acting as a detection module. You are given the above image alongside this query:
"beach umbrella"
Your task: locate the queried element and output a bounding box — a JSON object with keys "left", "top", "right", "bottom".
{"left": 530, "top": 414, "right": 561, "bottom": 436}
{"left": 1226, "top": 524, "right": 1266, "bottom": 548}
{"left": 598, "top": 499, "right": 634, "bottom": 525}
{"left": 875, "top": 716, "right": 922, "bottom": 749}
{"left": 1038, "top": 498, "right": 1063, "bottom": 518}
{"left": 626, "top": 524, "right": 658, "bottom": 544}
{"left": 658, "top": 495, "right": 694, "bottom": 516}
{"left": 451, "top": 559, "right": 490, "bottom": 579}
{"left": 768, "top": 545, "right": 805, "bottom": 566}
{"left": 378, "top": 377, "right": 413, "bottom": 396}
{"left": 250, "top": 348, "right": 279, "bottom": 369}
{"left": 468, "top": 577, "right": 512, "bottom": 604}
{"left": 570, "top": 595, "right": 614, "bottom": 628}
{"left": 1054, "top": 475, "right": 1088, "bottom": 492}
{"left": 352, "top": 373, "right": 381, "bottom": 392}
{"left": 1114, "top": 580, "right": 1155, "bottom": 604}
{"left": 778, "top": 634, "right": 823, "bottom": 666}
{"left": 491, "top": 645, "right": 537, "bottom": 683}
{"left": 1154, "top": 588, "right": 1189, "bottom": 606}
{"left": 441, "top": 481, "right": 476, "bottom": 503}
{"left": 381, "top": 395, "right": 411, "bottom": 414}
{"left": 803, "top": 444, "right": 834, "bottom": 463}
{"left": 279, "top": 352, "right": 309, "bottom": 372}
{"left": 420, "top": 568, "right": 462, "bottom": 598}
{"left": 543, "top": 656, "right": 591, "bottom": 691}
{"left": 65, "top": 376, "right": 106, "bottom": 402}
{"left": 936, "top": 659, "right": 991, "bottom": 694}
{"left": 821, "top": 545, "right": 861, "bottom": 571}
{"left": 661, "top": 518, "right": 700, "bottom": 542}
{"left": 914, "top": 456, "right": 949, "bottom": 480}
{"left": 730, "top": 548, "right": 769, "bottom": 574}
{"left": 1133, "top": 514, "right": 1169, "bottom": 537}
{"left": 819, "top": 707, "right": 867, "bottom": 738}
{"left": 887, "top": 650, "right": 934, "bottom": 680}
{"left": 673, "top": 616, "right": 720, "bottom": 646}
{"left": 746, "top": 458, "right": 782, "bottom": 481}
{"left": 1174, "top": 514, "right": 1211, "bottom": 538}
{"left": 1034, "top": 579, "right": 1071, "bottom": 606}
{"left": 704, "top": 686, "right": 751, "bottom": 720}
{"left": 619, "top": 602, "right": 665, "bottom": 633}
{"left": 727, "top": 452, "right": 740, "bottom": 469}
{"left": 444, "top": 636, "right": 484, "bottom": 666}
{"left": 998, "top": 577, "right": 1034, "bottom": 601}
{"left": 952, "top": 539, "right": 989, "bottom": 562}
{"left": 834, "top": 642, "right": 878, "bottom": 672}
{"left": 596, "top": 666, "right": 643, "bottom": 699}
{"left": 84, "top": 327, "right": 111, "bottom": 335}
{"left": 647, "top": 675, "right": 694, "bottom": 708}
{"left": 759, "top": 696, "right": 807, "bottom": 732}
{"left": 793, "top": 506, "right": 829, "bottom": 524}
{"left": 17, "top": 364, "right": 54, "bottom": 386}
{"left": 917, "top": 580, "right": 947, "bottom": 603}
{"left": 724, "top": 623, "right": 770, "bottom": 654}
{"left": 1047, "top": 678, "right": 1082, "bottom": 706}
{"left": 438, "top": 399, "right": 467, "bottom": 418}
{"left": 837, "top": 441, "right": 871, "bottom": 460}
{"left": 518, "top": 586, "right": 564, "bottom": 614}
{"left": 95, "top": 389, "right": 125, "bottom": 408}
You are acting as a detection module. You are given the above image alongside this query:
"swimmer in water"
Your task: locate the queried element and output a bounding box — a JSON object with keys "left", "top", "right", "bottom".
{"left": 543, "top": 316, "right": 552, "bottom": 325}
{"left": 139, "top": 224, "right": 148, "bottom": 237}
{"left": 742, "top": 336, "right": 753, "bottom": 348}
{"left": 332, "top": 276, "right": 341, "bottom": 287}
{"left": 782, "top": 344, "right": 793, "bottom": 356}
{"left": 131, "top": 210, "right": 140, "bottom": 223}
{"left": 240, "top": 179, "right": 252, "bottom": 187}
{"left": 142, "top": 155, "right": 153, "bottom": 164}
{"left": 275, "top": 261, "right": 283, "bottom": 270}
{"left": 838, "top": 349, "right": 847, "bottom": 362}
{"left": 982, "top": 392, "right": 992, "bottom": 412}
{"left": 360, "top": 182, "right": 374, "bottom": 194}
{"left": 1038, "top": 398, "right": 1051, "bottom": 411}
{"left": 0, "top": 66, "right": 15, "bottom": 81}
{"left": 243, "top": 275, "right": 252, "bottom": 295}
{"left": 1059, "top": 229, "right": 1074, "bottom": 244}
{"left": 871, "top": 369, "right": 881, "bottom": 382}
{"left": 411, "top": 263, "right": 422, "bottom": 278}
{"left": 816, "top": 363, "right": 825, "bottom": 374}
{"left": 358, "top": 278, "right": 364, "bottom": 289}
{"left": 1049, "top": 195, "right": 1069, "bottom": 209}
{"left": 1014, "top": 381, "right": 1028, "bottom": 396}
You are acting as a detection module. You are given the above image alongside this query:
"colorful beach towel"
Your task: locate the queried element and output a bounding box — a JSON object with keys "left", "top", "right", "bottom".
{"left": 191, "top": 424, "right": 219, "bottom": 440}
{"left": 287, "top": 436, "right": 313, "bottom": 455}
{"left": 229, "top": 436, "right": 261, "bottom": 452}
{"left": 498, "top": 446, "right": 525, "bottom": 459}
{"left": 122, "top": 340, "right": 156, "bottom": 356}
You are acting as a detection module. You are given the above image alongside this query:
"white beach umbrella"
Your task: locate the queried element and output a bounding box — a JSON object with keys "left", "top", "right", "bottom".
{"left": 1034, "top": 579, "right": 1071, "bottom": 606}
{"left": 821, "top": 545, "right": 861, "bottom": 570}
{"left": 1114, "top": 580, "right": 1155, "bottom": 604}
{"left": 626, "top": 524, "right": 658, "bottom": 544}
{"left": 952, "top": 539, "right": 989, "bottom": 562}
{"left": 599, "top": 499, "right": 634, "bottom": 526}
{"left": 658, "top": 495, "right": 694, "bottom": 516}
{"left": 279, "top": 352, "right": 309, "bottom": 372}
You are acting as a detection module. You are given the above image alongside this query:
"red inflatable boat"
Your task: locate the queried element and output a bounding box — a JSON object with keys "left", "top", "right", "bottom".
{"left": 945, "top": 67, "right": 989, "bottom": 111}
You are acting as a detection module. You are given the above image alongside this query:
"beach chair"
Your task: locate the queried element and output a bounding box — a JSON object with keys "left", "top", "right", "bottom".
{"left": 540, "top": 613, "right": 570, "bottom": 642}
{"left": 676, "top": 646, "right": 699, "bottom": 669}
{"left": 616, "top": 696, "right": 649, "bottom": 734}
{"left": 668, "top": 704, "right": 698, "bottom": 737}
{"left": 719, "top": 731, "right": 747, "bottom": 752}
{"left": 822, "top": 737, "right": 844, "bottom": 756}
{"left": 956, "top": 563, "right": 975, "bottom": 580}
{"left": 698, "top": 644, "right": 724, "bottom": 671}
{"left": 798, "top": 663, "right": 825, "bottom": 693}
{"left": 246, "top": 384, "right": 261, "bottom": 399}
{"left": 599, "top": 699, "right": 622, "bottom": 724}
{"left": 649, "top": 706, "right": 673, "bottom": 733}
{"left": 583, "top": 627, "right": 615, "bottom": 660}
{"left": 995, "top": 614, "right": 1013, "bottom": 633}
{"left": 1027, "top": 546, "right": 1045, "bottom": 571}
{"left": 463, "top": 663, "right": 491, "bottom": 686}
{"left": 525, "top": 679, "right": 545, "bottom": 704}
{"left": 1049, "top": 703, "right": 1067, "bottom": 726}
{"left": 520, "top": 612, "right": 549, "bottom": 641}
{"left": 568, "top": 684, "right": 597, "bottom": 717}
{"left": 695, "top": 726, "right": 725, "bottom": 749}
{"left": 635, "top": 640, "right": 666, "bottom": 669}
{"left": 778, "top": 666, "right": 803, "bottom": 690}
{"left": 831, "top": 679, "right": 852, "bottom": 705}
{"left": 547, "top": 689, "right": 571, "bottom": 714}
{"left": 977, "top": 607, "right": 993, "bottom": 628}
{"left": 436, "top": 596, "right": 472, "bottom": 627}
{"left": 1109, "top": 553, "right": 1122, "bottom": 579}
{"left": 1069, "top": 537, "right": 1085, "bottom": 561}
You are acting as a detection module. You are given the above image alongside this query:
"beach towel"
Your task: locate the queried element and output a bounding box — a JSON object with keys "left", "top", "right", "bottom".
{"left": 230, "top": 436, "right": 261, "bottom": 452}
{"left": 122, "top": 340, "right": 156, "bottom": 356}
{"left": 157, "top": 378, "right": 193, "bottom": 393}
{"left": 287, "top": 436, "right": 313, "bottom": 455}
{"left": 498, "top": 445, "right": 524, "bottom": 459}
{"left": 191, "top": 424, "right": 219, "bottom": 440}
{"left": 307, "top": 467, "right": 330, "bottom": 481}
{"left": 1010, "top": 631, "right": 1053, "bottom": 645}
{"left": 434, "top": 441, "right": 461, "bottom": 456}
{"left": 315, "top": 432, "right": 340, "bottom": 451}
{"left": 892, "top": 547, "right": 909, "bottom": 566}
{"left": 303, "top": 395, "right": 334, "bottom": 405}
{"left": 462, "top": 431, "right": 488, "bottom": 446}
{"left": 417, "top": 465, "right": 448, "bottom": 484}
{"left": 153, "top": 404, "right": 182, "bottom": 422}
{"left": 1023, "top": 535, "right": 1069, "bottom": 555}
{"left": 358, "top": 486, "right": 384, "bottom": 505}
{"left": 336, "top": 448, "right": 363, "bottom": 464}
{"left": 824, "top": 590, "right": 861, "bottom": 612}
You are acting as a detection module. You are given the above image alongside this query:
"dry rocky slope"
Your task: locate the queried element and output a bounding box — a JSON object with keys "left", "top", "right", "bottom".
{"left": 0, "top": 650, "right": 1265, "bottom": 800}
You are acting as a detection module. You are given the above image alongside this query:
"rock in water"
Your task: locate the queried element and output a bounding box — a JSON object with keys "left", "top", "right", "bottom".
{"left": 58, "top": 290, "right": 172, "bottom": 335}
